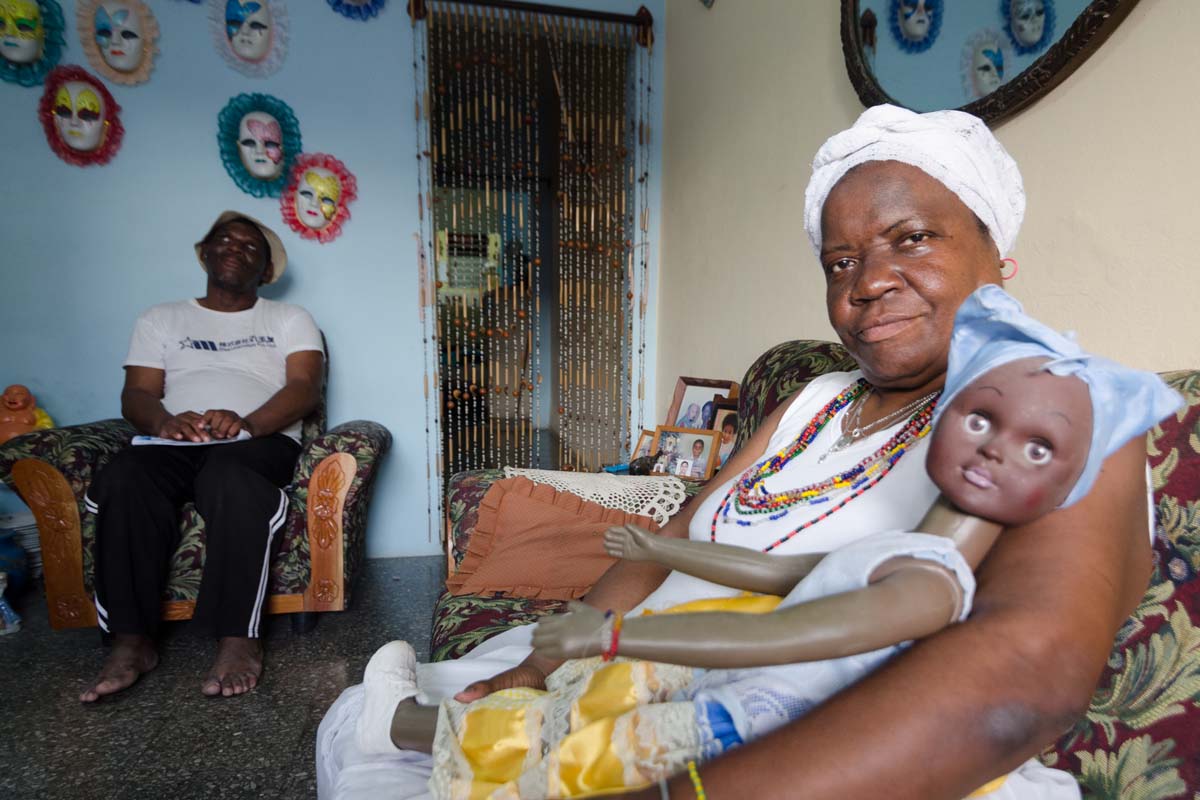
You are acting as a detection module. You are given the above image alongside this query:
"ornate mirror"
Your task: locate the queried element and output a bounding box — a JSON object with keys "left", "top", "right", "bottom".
{"left": 842, "top": 0, "right": 1141, "bottom": 125}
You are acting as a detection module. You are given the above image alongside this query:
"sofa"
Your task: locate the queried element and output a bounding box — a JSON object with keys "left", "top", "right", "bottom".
{"left": 0, "top": 385, "right": 391, "bottom": 632}
{"left": 432, "top": 339, "right": 1200, "bottom": 799}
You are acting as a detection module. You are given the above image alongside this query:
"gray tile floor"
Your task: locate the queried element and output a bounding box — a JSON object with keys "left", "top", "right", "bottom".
{"left": 0, "top": 556, "right": 445, "bottom": 800}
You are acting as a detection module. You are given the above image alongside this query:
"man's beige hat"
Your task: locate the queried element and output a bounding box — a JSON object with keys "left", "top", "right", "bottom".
{"left": 194, "top": 210, "right": 287, "bottom": 285}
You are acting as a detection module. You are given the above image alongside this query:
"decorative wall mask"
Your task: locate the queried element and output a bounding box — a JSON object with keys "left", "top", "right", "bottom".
{"left": 0, "top": 0, "right": 63, "bottom": 86}
{"left": 888, "top": 0, "right": 940, "bottom": 54}
{"left": 1002, "top": 0, "right": 1054, "bottom": 55}
{"left": 39, "top": 65, "right": 123, "bottom": 165}
{"left": 281, "top": 153, "right": 358, "bottom": 243}
{"left": 217, "top": 92, "right": 301, "bottom": 197}
{"left": 208, "top": 0, "right": 287, "bottom": 77}
{"left": 327, "top": 0, "right": 385, "bottom": 21}
{"left": 77, "top": 0, "right": 158, "bottom": 85}
{"left": 961, "top": 29, "right": 1013, "bottom": 102}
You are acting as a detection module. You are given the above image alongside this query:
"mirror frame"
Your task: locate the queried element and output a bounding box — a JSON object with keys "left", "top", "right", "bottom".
{"left": 841, "top": 0, "right": 1142, "bottom": 125}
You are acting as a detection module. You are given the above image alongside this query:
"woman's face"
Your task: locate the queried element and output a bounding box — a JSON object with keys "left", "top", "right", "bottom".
{"left": 820, "top": 161, "right": 1000, "bottom": 394}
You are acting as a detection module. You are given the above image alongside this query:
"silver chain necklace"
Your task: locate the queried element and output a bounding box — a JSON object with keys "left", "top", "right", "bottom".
{"left": 819, "top": 389, "right": 940, "bottom": 463}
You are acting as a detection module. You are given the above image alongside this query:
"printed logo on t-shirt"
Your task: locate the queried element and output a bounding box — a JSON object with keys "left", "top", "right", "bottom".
{"left": 178, "top": 335, "right": 277, "bottom": 352}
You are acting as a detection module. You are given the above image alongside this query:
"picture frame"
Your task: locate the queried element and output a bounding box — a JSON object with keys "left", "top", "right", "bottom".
{"left": 631, "top": 428, "right": 655, "bottom": 460}
{"left": 665, "top": 377, "right": 738, "bottom": 432}
{"left": 710, "top": 398, "right": 740, "bottom": 470}
{"left": 650, "top": 426, "right": 720, "bottom": 482}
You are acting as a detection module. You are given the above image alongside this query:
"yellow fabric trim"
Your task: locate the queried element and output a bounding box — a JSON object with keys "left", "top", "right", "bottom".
{"left": 553, "top": 715, "right": 627, "bottom": 797}
{"left": 644, "top": 592, "right": 784, "bottom": 616}
{"left": 572, "top": 662, "right": 638, "bottom": 730}
{"left": 966, "top": 775, "right": 1008, "bottom": 797}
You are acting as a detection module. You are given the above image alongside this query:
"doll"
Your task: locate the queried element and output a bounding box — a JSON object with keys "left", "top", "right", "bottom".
{"left": 357, "top": 286, "right": 1180, "bottom": 799}
{"left": 0, "top": 385, "right": 53, "bottom": 446}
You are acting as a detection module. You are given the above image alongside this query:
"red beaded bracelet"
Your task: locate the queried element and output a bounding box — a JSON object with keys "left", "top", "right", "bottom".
{"left": 602, "top": 611, "right": 624, "bottom": 661}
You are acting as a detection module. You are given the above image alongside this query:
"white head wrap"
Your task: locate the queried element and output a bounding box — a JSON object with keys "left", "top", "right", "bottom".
{"left": 804, "top": 104, "right": 1026, "bottom": 258}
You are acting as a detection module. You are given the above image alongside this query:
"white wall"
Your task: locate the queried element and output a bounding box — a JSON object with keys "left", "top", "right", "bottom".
{"left": 0, "top": 0, "right": 664, "bottom": 556}
{"left": 657, "top": 0, "right": 1199, "bottom": 418}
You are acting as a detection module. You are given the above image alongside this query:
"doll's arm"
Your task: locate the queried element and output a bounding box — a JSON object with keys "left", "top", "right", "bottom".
{"left": 602, "top": 524, "right": 825, "bottom": 596}
{"left": 533, "top": 557, "right": 962, "bottom": 666}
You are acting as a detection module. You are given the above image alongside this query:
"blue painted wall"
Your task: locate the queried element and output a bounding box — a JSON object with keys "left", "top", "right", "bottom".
{"left": 0, "top": 0, "right": 664, "bottom": 556}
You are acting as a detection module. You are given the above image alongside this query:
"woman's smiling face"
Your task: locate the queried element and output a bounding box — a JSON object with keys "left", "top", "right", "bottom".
{"left": 820, "top": 160, "right": 1001, "bottom": 394}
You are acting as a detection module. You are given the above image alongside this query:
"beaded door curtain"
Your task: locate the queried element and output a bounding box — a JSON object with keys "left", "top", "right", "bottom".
{"left": 413, "top": 2, "right": 654, "bottom": 489}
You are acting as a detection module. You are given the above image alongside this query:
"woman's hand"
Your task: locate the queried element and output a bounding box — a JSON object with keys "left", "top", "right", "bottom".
{"left": 453, "top": 663, "right": 549, "bottom": 703}
{"left": 531, "top": 601, "right": 610, "bottom": 661}
{"left": 603, "top": 524, "right": 658, "bottom": 563}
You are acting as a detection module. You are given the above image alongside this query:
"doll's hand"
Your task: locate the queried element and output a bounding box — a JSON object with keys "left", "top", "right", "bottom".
{"left": 531, "top": 601, "right": 609, "bottom": 661}
{"left": 603, "top": 524, "right": 658, "bottom": 563}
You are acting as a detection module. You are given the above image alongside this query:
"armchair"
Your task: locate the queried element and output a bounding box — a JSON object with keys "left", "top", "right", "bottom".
{"left": 0, "top": 375, "right": 391, "bottom": 633}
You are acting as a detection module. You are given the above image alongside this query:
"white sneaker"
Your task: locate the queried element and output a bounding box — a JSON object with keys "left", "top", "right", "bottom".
{"left": 355, "top": 640, "right": 420, "bottom": 754}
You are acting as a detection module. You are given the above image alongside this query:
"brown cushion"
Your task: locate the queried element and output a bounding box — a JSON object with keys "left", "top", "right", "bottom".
{"left": 445, "top": 476, "right": 660, "bottom": 600}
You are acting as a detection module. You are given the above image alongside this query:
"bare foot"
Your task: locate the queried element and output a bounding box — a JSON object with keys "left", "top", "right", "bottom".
{"left": 201, "top": 636, "right": 263, "bottom": 697}
{"left": 80, "top": 634, "right": 158, "bottom": 703}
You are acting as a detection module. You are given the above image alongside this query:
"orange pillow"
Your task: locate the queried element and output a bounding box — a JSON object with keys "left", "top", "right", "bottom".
{"left": 446, "top": 476, "right": 660, "bottom": 600}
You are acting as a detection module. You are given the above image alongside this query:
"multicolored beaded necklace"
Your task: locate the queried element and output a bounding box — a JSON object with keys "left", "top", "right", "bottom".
{"left": 710, "top": 379, "right": 939, "bottom": 552}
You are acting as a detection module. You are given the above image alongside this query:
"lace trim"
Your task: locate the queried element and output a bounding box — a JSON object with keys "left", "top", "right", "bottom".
{"left": 502, "top": 468, "right": 687, "bottom": 527}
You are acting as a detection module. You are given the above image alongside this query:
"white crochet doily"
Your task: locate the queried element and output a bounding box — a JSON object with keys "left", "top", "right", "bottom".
{"left": 502, "top": 468, "right": 687, "bottom": 527}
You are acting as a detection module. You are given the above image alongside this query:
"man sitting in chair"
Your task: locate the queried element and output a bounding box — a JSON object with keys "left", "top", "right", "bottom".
{"left": 80, "top": 211, "right": 324, "bottom": 702}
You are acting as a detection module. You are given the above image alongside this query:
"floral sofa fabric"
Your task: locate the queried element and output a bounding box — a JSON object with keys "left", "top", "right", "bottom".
{"left": 432, "top": 340, "right": 1200, "bottom": 798}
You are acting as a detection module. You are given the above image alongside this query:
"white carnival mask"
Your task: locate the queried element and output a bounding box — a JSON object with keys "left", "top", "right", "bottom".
{"left": 237, "top": 110, "right": 284, "bottom": 180}
{"left": 53, "top": 80, "right": 106, "bottom": 151}
{"left": 897, "top": 0, "right": 931, "bottom": 42}
{"left": 295, "top": 167, "right": 342, "bottom": 230}
{"left": 94, "top": 2, "right": 143, "bottom": 73}
{"left": 1010, "top": 0, "right": 1045, "bottom": 47}
{"left": 0, "top": 0, "right": 43, "bottom": 64}
{"left": 972, "top": 44, "right": 1005, "bottom": 97}
{"left": 225, "top": 0, "right": 270, "bottom": 62}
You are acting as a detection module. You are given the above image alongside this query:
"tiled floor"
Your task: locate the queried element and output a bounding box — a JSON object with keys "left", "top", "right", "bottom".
{"left": 0, "top": 556, "right": 445, "bottom": 800}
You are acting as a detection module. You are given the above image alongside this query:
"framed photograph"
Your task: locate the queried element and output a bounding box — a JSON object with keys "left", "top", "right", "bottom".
{"left": 650, "top": 426, "right": 720, "bottom": 481}
{"left": 710, "top": 398, "right": 739, "bottom": 470}
{"left": 666, "top": 377, "right": 739, "bottom": 431}
{"left": 632, "top": 428, "right": 655, "bottom": 460}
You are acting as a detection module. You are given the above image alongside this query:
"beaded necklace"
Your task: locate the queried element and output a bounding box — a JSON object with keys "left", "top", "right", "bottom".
{"left": 710, "top": 379, "right": 939, "bottom": 552}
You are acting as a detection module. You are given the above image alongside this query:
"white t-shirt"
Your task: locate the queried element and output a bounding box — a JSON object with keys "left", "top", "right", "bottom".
{"left": 124, "top": 298, "right": 323, "bottom": 442}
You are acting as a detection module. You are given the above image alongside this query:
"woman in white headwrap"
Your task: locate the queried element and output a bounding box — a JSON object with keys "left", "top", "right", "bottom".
{"left": 317, "top": 106, "right": 1153, "bottom": 800}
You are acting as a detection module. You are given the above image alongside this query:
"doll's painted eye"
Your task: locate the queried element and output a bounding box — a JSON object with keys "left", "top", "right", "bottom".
{"left": 1024, "top": 441, "right": 1052, "bottom": 465}
{"left": 963, "top": 412, "right": 990, "bottom": 435}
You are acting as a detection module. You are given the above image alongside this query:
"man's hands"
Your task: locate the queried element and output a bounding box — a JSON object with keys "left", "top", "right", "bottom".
{"left": 603, "top": 524, "right": 659, "bottom": 563}
{"left": 157, "top": 409, "right": 252, "bottom": 442}
{"left": 531, "top": 601, "right": 610, "bottom": 661}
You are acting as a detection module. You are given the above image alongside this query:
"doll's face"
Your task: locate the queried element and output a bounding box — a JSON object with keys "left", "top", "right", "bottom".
{"left": 237, "top": 110, "right": 284, "bottom": 180}
{"left": 94, "top": 3, "right": 144, "bottom": 72}
{"left": 897, "top": 0, "right": 932, "bottom": 42}
{"left": 53, "top": 81, "right": 107, "bottom": 152}
{"left": 927, "top": 358, "right": 1093, "bottom": 527}
{"left": 225, "top": 0, "right": 271, "bottom": 62}
{"left": 1010, "top": 0, "right": 1045, "bottom": 47}
{"left": 295, "top": 167, "right": 342, "bottom": 230}
{"left": 0, "top": 0, "right": 43, "bottom": 64}
{"left": 2, "top": 385, "right": 32, "bottom": 411}
{"left": 972, "top": 44, "right": 1005, "bottom": 97}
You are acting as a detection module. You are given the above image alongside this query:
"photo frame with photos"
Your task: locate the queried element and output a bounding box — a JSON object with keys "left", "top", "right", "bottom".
{"left": 710, "top": 398, "right": 740, "bottom": 470}
{"left": 650, "top": 426, "right": 720, "bottom": 482}
{"left": 632, "top": 429, "right": 655, "bottom": 460}
{"left": 665, "top": 377, "right": 738, "bottom": 432}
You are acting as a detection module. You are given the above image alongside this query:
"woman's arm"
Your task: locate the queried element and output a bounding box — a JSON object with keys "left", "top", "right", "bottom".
{"left": 603, "top": 523, "right": 825, "bottom": 596}
{"left": 454, "top": 393, "right": 806, "bottom": 701}
{"left": 532, "top": 559, "right": 962, "bottom": 666}
{"left": 638, "top": 437, "right": 1152, "bottom": 800}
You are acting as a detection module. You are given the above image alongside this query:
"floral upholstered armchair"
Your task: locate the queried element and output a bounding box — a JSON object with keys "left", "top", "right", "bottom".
{"left": 0, "top": 375, "right": 391, "bottom": 634}
{"left": 434, "top": 339, "right": 1200, "bottom": 799}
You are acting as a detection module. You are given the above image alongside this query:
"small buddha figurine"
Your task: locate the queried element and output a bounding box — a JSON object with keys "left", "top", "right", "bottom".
{"left": 0, "top": 385, "right": 53, "bottom": 445}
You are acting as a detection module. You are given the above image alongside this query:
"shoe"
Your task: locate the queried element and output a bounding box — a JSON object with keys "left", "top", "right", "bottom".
{"left": 355, "top": 640, "right": 420, "bottom": 754}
